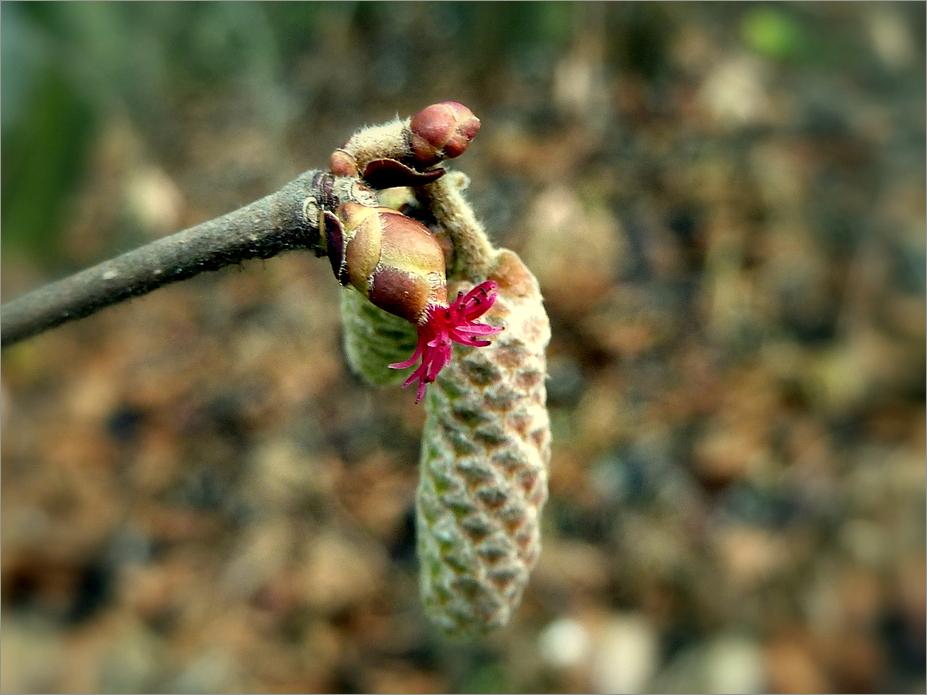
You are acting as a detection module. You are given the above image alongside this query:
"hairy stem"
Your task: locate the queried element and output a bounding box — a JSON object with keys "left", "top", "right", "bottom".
{"left": 414, "top": 171, "right": 498, "bottom": 282}
{"left": 1, "top": 171, "right": 376, "bottom": 349}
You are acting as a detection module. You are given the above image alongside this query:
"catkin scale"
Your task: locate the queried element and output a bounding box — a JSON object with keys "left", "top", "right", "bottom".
{"left": 417, "top": 250, "right": 551, "bottom": 635}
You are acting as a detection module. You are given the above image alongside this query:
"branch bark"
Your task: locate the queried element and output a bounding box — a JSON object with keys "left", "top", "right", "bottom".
{"left": 0, "top": 170, "right": 374, "bottom": 349}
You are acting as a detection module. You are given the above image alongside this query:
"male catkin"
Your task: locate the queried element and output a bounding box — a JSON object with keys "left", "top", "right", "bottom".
{"left": 417, "top": 250, "right": 551, "bottom": 635}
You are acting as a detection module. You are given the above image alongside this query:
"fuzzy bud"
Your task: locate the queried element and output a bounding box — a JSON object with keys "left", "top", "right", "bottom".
{"left": 328, "top": 103, "right": 480, "bottom": 189}
{"left": 416, "top": 250, "right": 551, "bottom": 635}
{"left": 409, "top": 102, "right": 481, "bottom": 168}
{"left": 329, "top": 149, "right": 359, "bottom": 178}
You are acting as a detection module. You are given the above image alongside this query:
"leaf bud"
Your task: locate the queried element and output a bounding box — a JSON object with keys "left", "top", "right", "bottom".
{"left": 409, "top": 102, "right": 481, "bottom": 167}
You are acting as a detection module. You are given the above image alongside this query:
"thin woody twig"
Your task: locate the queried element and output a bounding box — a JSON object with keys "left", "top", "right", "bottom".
{"left": 1, "top": 101, "right": 482, "bottom": 350}
{"left": 0, "top": 171, "right": 376, "bottom": 349}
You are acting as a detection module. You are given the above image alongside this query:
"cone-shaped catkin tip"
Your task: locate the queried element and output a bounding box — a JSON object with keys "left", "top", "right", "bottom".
{"left": 410, "top": 102, "right": 481, "bottom": 167}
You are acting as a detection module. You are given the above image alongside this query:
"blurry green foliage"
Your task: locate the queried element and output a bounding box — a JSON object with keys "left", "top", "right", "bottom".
{"left": 742, "top": 6, "right": 805, "bottom": 60}
{"left": 1, "top": 68, "right": 95, "bottom": 261}
{"left": 2, "top": 2, "right": 914, "bottom": 270}
{"left": 2, "top": 2, "right": 95, "bottom": 263}
{"left": 740, "top": 3, "right": 873, "bottom": 69}
{"left": 1, "top": 1, "right": 292, "bottom": 267}
{"left": 459, "top": 658, "right": 510, "bottom": 694}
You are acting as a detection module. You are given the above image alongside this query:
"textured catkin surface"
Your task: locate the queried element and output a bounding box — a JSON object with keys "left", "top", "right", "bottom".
{"left": 417, "top": 250, "right": 551, "bottom": 635}
{"left": 340, "top": 285, "right": 418, "bottom": 386}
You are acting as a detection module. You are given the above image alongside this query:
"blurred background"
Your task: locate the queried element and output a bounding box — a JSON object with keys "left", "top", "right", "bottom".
{"left": 2, "top": 2, "right": 924, "bottom": 693}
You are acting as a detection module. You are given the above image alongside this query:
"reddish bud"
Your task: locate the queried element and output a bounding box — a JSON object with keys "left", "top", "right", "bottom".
{"left": 367, "top": 267, "right": 435, "bottom": 325}
{"left": 329, "top": 149, "right": 359, "bottom": 177}
{"left": 332, "top": 204, "right": 447, "bottom": 324}
{"left": 409, "top": 102, "right": 481, "bottom": 167}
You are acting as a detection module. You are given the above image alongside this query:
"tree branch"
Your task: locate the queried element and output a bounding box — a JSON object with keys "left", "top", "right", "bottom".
{"left": 1, "top": 170, "right": 376, "bottom": 349}
{"left": 1, "top": 101, "right": 482, "bottom": 350}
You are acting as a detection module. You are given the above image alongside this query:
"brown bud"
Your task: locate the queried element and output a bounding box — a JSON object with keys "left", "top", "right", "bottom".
{"left": 332, "top": 204, "right": 448, "bottom": 324}
{"left": 337, "top": 203, "right": 382, "bottom": 292}
{"left": 410, "top": 102, "right": 481, "bottom": 167}
{"left": 372, "top": 209, "right": 448, "bottom": 322}
{"left": 367, "top": 267, "right": 435, "bottom": 325}
{"left": 377, "top": 209, "right": 445, "bottom": 284}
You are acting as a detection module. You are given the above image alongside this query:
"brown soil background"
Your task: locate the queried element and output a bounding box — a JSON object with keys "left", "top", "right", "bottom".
{"left": 2, "top": 3, "right": 924, "bottom": 693}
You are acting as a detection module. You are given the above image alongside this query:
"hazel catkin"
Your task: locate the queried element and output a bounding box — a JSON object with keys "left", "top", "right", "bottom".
{"left": 416, "top": 250, "right": 551, "bottom": 635}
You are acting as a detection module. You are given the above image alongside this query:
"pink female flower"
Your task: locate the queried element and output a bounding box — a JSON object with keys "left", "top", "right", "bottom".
{"left": 390, "top": 281, "right": 503, "bottom": 402}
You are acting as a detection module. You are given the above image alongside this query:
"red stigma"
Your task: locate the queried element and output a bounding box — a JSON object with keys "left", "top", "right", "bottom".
{"left": 389, "top": 280, "right": 503, "bottom": 402}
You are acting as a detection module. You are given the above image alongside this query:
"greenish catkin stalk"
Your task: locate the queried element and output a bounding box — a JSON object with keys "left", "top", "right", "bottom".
{"left": 417, "top": 250, "right": 551, "bottom": 636}
{"left": 339, "top": 286, "right": 418, "bottom": 386}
